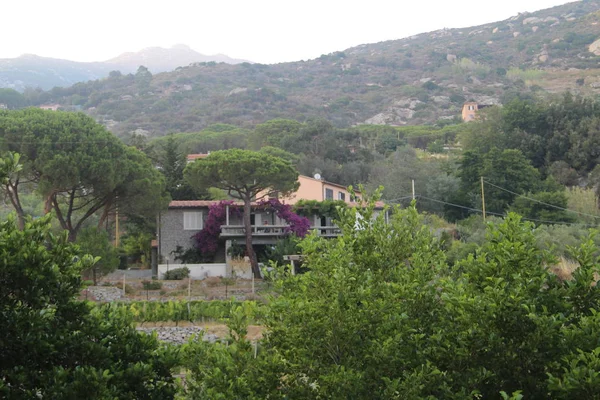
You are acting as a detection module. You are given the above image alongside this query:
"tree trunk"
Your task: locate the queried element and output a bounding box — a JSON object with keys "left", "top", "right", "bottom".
{"left": 5, "top": 182, "right": 25, "bottom": 230}
{"left": 243, "top": 197, "right": 260, "bottom": 279}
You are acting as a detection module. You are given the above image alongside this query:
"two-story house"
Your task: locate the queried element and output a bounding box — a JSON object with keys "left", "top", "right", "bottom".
{"left": 155, "top": 173, "right": 384, "bottom": 273}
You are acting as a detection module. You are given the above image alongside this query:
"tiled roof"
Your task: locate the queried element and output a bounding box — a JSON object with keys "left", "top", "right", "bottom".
{"left": 169, "top": 200, "right": 224, "bottom": 208}
{"left": 186, "top": 153, "right": 209, "bottom": 161}
{"left": 170, "top": 199, "right": 386, "bottom": 209}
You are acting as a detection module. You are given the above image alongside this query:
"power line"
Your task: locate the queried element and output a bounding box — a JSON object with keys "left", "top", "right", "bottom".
{"left": 417, "top": 194, "right": 598, "bottom": 227}
{"left": 482, "top": 179, "right": 600, "bottom": 220}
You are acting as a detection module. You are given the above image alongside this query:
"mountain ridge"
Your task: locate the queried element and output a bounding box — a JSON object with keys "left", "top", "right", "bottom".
{"left": 7, "top": 1, "right": 600, "bottom": 136}
{"left": 0, "top": 45, "right": 251, "bottom": 91}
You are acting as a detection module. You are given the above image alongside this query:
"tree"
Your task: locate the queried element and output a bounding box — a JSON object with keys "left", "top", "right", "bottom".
{"left": 0, "top": 109, "right": 167, "bottom": 241}
{"left": 457, "top": 148, "right": 541, "bottom": 214}
{"left": 184, "top": 195, "right": 600, "bottom": 398}
{"left": 77, "top": 226, "right": 120, "bottom": 285}
{"left": 185, "top": 149, "right": 299, "bottom": 278}
{"left": 0, "top": 88, "right": 27, "bottom": 109}
{"left": 247, "top": 118, "right": 302, "bottom": 150}
{"left": 0, "top": 216, "right": 177, "bottom": 398}
{"left": 510, "top": 190, "right": 576, "bottom": 224}
{"left": 0, "top": 151, "right": 25, "bottom": 229}
{"left": 157, "top": 134, "right": 195, "bottom": 200}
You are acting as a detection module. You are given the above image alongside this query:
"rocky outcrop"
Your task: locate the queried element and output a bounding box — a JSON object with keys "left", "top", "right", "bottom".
{"left": 228, "top": 87, "right": 248, "bottom": 96}
{"left": 589, "top": 39, "right": 600, "bottom": 56}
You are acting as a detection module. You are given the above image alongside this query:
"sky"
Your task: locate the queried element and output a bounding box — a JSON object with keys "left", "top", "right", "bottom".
{"left": 2, "top": 0, "right": 574, "bottom": 64}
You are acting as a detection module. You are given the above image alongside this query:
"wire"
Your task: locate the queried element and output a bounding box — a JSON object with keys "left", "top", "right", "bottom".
{"left": 386, "top": 195, "right": 416, "bottom": 203}
{"left": 417, "top": 194, "right": 598, "bottom": 227}
{"left": 417, "top": 195, "right": 503, "bottom": 217}
{"left": 483, "top": 179, "right": 600, "bottom": 220}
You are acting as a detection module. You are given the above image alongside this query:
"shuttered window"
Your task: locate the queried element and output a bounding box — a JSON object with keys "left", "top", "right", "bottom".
{"left": 183, "top": 211, "right": 203, "bottom": 230}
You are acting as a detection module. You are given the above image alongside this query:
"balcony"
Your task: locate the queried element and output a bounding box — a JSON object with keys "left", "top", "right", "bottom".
{"left": 220, "top": 224, "right": 342, "bottom": 238}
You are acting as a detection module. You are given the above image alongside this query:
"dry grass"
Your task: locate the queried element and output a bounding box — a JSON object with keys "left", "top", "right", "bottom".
{"left": 548, "top": 257, "right": 580, "bottom": 281}
{"left": 230, "top": 257, "right": 252, "bottom": 277}
{"left": 548, "top": 256, "right": 599, "bottom": 285}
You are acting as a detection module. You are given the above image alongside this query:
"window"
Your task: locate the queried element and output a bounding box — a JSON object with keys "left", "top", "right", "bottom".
{"left": 183, "top": 211, "right": 203, "bottom": 230}
{"left": 338, "top": 192, "right": 346, "bottom": 201}
{"left": 325, "top": 188, "right": 334, "bottom": 200}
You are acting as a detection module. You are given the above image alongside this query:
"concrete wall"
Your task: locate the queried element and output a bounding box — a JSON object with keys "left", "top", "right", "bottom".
{"left": 158, "top": 263, "right": 228, "bottom": 280}
{"left": 158, "top": 208, "right": 206, "bottom": 262}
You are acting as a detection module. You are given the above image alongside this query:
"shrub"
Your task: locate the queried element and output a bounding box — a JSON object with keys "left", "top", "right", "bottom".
{"left": 141, "top": 280, "right": 162, "bottom": 290}
{"left": 123, "top": 284, "right": 136, "bottom": 295}
{"left": 164, "top": 266, "right": 190, "bottom": 280}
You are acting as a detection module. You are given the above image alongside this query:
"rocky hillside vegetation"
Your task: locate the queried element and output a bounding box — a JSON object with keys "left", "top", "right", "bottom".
{"left": 19, "top": 1, "right": 600, "bottom": 137}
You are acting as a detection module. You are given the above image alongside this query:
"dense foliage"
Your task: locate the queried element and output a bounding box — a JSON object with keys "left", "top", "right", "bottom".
{"left": 181, "top": 194, "right": 600, "bottom": 399}
{"left": 0, "top": 109, "right": 168, "bottom": 240}
{"left": 0, "top": 216, "right": 177, "bottom": 399}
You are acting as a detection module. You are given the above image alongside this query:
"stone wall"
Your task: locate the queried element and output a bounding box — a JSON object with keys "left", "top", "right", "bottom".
{"left": 158, "top": 208, "right": 205, "bottom": 261}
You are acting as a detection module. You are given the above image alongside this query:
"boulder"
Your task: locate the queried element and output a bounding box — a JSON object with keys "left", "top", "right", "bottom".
{"left": 589, "top": 39, "right": 600, "bottom": 56}
{"left": 523, "top": 17, "right": 543, "bottom": 25}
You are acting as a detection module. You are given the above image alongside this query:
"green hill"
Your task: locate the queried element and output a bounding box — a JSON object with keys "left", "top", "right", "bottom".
{"left": 25, "top": 1, "right": 600, "bottom": 137}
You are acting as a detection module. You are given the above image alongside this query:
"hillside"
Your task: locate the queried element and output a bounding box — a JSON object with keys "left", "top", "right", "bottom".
{"left": 22, "top": 1, "right": 600, "bottom": 137}
{"left": 0, "top": 45, "right": 249, "bottom": 91}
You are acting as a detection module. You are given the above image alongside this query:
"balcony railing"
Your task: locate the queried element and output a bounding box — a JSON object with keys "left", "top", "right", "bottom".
{"left": 220, "top": 225, "right": 341, "bottom": 237}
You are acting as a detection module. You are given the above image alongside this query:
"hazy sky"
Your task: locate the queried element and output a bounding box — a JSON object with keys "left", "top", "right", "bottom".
{"left": 2, "top": 0, "right": 573, "bottom": 64}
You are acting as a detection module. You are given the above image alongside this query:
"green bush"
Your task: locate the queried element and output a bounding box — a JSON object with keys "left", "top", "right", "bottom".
{"left": 163, "top": 266, "right": 190, "bottom": 280}
{"left": 141, "top": 280, "right": 162, "bottom": 290}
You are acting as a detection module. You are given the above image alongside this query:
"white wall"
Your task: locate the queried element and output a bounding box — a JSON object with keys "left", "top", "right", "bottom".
{"left": 158, "top": 264, "right": 227, "bottom": 280}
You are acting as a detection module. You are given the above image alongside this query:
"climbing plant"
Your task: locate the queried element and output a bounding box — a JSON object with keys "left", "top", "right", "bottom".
{"left": 293, "top": 199, "right": 348, "bottom": 220}
{"left": 258, "top": 198, "right": 311, "bottom": 238}
{"left": 192, "top": 199, "right": 310, "bottom": 260}
{"left": 193, "top": 200, "right": 241, "bottom": 259}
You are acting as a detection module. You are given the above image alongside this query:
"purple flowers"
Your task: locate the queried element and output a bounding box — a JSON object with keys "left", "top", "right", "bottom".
{"left": 257, "top": 198, "right": 311, "bottom": 238}
{"left": 193, "top": 199, "right": 311, "bottom": 256}
{"left": 193, "top": 201, "right": 238, "bottom": 255}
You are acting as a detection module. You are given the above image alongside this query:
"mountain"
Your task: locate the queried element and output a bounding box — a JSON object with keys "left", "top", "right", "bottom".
{"left": 17, "top": 1, "right": 600, "bottom": 136}
{"left": 0, "top": 45, "right": 251, "bottom": 91}
{"left": 0, "top": 54, "right": 113, "bottom": 92}
{"left": 105, "top": 44, "right": 250, "bottom": 72}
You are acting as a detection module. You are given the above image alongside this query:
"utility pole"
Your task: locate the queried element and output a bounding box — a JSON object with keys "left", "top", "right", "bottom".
{"left": 115, "top": 196, "right": 120, "bottom": 247}
{"left": 411, "top": 179, "right": 415, "bottom": 201}
{"left": 481, "top": 176, "right": 486, "bottom": 221}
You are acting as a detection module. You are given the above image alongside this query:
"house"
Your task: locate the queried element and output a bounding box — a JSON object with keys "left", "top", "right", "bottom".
{"left": 282, "top": 174, "right": 359, "bottom": 204}
{"left": 154, "top": 174, "right": 385, "bottom": 277}
{"left": 461, "top": 102, "right": 492, "bottom": 122}
{"left": 0, "top": 103, "right": 8, "bottom": 110}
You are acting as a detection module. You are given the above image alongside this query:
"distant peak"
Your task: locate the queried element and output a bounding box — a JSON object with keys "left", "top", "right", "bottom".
{"left": 171, "top": 44, "right": 192, "bottom": 51}
{"left": 19, "top": 53, "right": 41, "bottom": 59}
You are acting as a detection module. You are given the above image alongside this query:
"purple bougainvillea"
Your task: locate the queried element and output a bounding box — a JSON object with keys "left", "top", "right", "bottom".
{"left": 193, "top": 199, "right": 311, "bottom": 257}
{"left": 193, "top": 200, "right": 240, "bottom": 256}
{"left": 258, "top": 198, "right": 311, "bottom": 238}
